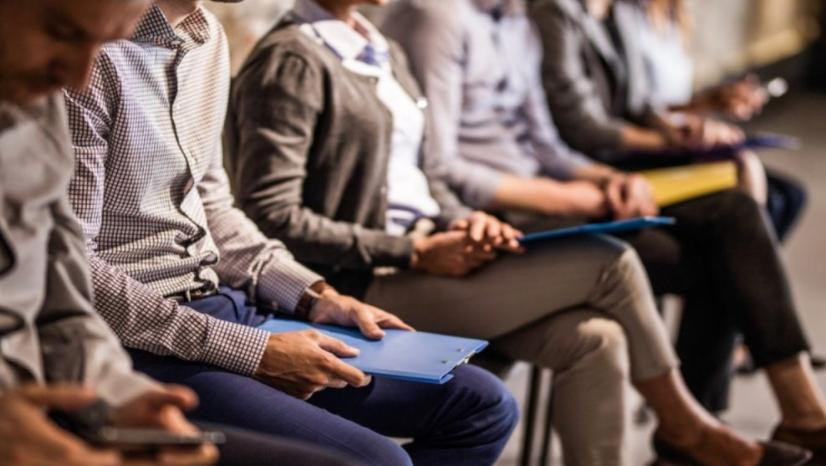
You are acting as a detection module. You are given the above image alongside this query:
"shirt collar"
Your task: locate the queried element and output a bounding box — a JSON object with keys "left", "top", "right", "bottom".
{"left": 472, "top": 0, "right": 525, "bottom": 18}
{"left": 131, "top": 4, "right": 212, "bottom": 49}
{"left": 292, "top": 0, "right": 389, "bottom": 63}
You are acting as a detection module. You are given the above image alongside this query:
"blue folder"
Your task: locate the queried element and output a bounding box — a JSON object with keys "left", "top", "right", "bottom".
{"left": 519, "top": 216, "right": 676, "bottom": 246}
{"left": 257, "top": 319, "right": 488, "bottom": 384}
{"left": 630, "top": 132, "right": 799, "bottom": 160}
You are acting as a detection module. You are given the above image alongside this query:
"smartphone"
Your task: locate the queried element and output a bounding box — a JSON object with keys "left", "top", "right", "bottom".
{"left": 91, "top": 427, "right": 226, "bottom": 453}
{"left": 49, "top": 402, "right": 225, "bottom": 454}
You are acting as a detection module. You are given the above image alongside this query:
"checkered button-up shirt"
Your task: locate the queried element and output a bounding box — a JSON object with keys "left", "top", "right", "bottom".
{"left": 64, "top": 5, "right": 322, "bottom": 376}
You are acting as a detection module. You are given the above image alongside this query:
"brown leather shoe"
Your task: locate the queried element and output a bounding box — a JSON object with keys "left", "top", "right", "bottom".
{"left": 652, "top": 437, "right": 811, "bottom": 466}
{"left": 774, "top": 424, "right": 826, "bottom": 464}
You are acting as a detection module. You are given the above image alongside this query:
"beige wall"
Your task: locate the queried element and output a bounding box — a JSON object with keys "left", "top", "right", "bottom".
{"left": 207, "top": 0, "right": 822, "bottom": 85}
{"left": 688, "top": 0, "right": 821, "bottom": 86}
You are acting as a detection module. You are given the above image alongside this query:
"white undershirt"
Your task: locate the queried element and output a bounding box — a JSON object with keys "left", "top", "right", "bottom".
{"left": 294, "top": 0, "right": 441, "bottom": 236}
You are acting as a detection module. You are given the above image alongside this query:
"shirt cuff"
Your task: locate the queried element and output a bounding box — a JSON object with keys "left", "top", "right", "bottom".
{"left": 258, "top": 257, "right": 324, "bottom": 313}
{"left": 201, "top": 318, "right": 271, "bottom": 376}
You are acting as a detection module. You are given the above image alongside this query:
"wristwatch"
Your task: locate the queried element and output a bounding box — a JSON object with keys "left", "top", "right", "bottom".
{"left": 294, "top": 281, "right": 328, "bottom": 320}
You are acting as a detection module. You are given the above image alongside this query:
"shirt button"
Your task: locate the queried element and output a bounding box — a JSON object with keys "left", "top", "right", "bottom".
{"left": 416, "top": 98, "right": 429, "bottom": 109}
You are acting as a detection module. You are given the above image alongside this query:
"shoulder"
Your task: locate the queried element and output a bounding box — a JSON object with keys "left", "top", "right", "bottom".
{"left": 238, "top": 21, "right": 330, "bottom": 79}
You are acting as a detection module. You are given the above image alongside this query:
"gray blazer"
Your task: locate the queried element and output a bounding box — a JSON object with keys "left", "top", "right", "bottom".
{"left": 0, "top": 96, "right": 157, "bottom": 404}
{"left": 226, "top": 17, "right": 471, "bottom": 297}
{"left": 532, "top": 0, "right": 657, "bottom": 160}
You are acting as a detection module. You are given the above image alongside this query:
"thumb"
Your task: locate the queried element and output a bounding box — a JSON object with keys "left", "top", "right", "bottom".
{"left": 135, "top": 385, "right": 198, "bottom": 411}
{"left": 17, "top": 384, "right": 98, "bottom": 411}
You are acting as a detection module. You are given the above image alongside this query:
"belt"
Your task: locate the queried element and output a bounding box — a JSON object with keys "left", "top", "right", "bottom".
{"left": 169, "top": 286, "right": 218, "bottom": 303}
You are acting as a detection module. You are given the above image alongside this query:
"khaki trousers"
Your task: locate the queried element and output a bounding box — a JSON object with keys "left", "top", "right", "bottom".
{"left": 365, "top": 236, "right": 678, "bottom": 466}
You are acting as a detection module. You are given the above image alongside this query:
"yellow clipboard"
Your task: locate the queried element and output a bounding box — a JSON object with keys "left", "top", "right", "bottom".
{"left": 640, "top": 161, "right": 738, "bottom": 207}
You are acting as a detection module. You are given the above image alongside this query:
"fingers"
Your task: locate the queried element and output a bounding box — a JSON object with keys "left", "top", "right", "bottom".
{"left": 352, "top": 307, "right": 385, "bottom": 340}
{"left": 450, "top": 218, "right": 469, "bottom": 231}
{"left": 374, "top": 309, "right": 415, "bottom": 332}
{"left": 315, "top": 333, "right": 360, "bottom": 358}
{"left": 323, "top": 357, "right": 370, "bottom": 388}
{"left": 17, "top": 384, "right": 98, "bottom": 410}
{"left": 468, "top": 213, "right": 487, "bottom": 242}
{"left": 138, "top": 386, "right": 199, "bottom": 412}
{"left": 157, "top": 444, "right": 219, "bottom": 466}
{"left": 603, "top": 179, "right": 626, "bottom": 219}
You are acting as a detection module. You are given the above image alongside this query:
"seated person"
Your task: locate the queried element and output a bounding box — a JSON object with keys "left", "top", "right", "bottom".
{"left": 381, "top": 0, "right": 826, "bottom": 460}
{"left": 629, "top": 0, "right": 806, "bottom": 241}
{"left": 61, "top": 1, "right": 518, "bottom": 465}
{"left": 224, "top": 0, "right": 810, "bottom": 464}
{"left": 532, "top": 0, "right": 805, "bottom": 240}
{"left": 0, "top": 1, "right": 356, "bottom": 465}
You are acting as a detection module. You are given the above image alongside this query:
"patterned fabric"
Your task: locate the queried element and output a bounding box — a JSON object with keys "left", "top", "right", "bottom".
{"left": 64, "top": 5, "right": 322, "bottom": 376}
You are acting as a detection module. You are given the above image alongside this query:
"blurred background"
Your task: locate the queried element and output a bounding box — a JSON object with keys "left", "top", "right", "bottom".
{"left": 207, "top": 0, "right": 826, "bottom": 463}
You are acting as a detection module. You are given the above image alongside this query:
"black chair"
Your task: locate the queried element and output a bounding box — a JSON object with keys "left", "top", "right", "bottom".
{"left": 520, "top": 366, "right": 555, "bottom": 466}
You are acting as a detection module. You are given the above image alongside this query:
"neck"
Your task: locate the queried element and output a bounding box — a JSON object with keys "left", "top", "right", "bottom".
{"left": 314, "top": 0, "right": 358, "bottom": 27}
{"left": 158, "top": 0, "right": 201, "bottom": 27}
{"left": 586, "top": 0, "right": 612, "bottom": 20}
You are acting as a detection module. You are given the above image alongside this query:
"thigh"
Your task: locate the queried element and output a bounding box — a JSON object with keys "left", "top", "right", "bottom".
{"left": 196, "top": 422, "right": 362, "bottom": 466}
{"left": 129, "top": 350, "right": 409, "bottom": 466}
{"left": 309, "top": 365, "right": 515, "bottom": 441}
{"left": 493, "top": 309, "right": 629, "bottom": 375}
{"left": 365, "top": 235, "right": 629, "bottom": 339}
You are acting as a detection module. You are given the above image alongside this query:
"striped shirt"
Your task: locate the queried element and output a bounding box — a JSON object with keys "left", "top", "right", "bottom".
{"left": 64, "top": 5, "right": 322, "bottom": 376}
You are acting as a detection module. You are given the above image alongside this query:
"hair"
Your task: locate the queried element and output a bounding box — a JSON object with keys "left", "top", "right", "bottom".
{"left": 644, "top": 0, "right": 691, "bottom": 42}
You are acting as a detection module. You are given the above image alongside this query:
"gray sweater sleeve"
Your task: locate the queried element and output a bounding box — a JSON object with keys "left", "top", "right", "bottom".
{"left": 229, "top": 44, "right": 414, "bottom": 270}
{"left": 532, "top": 0, "right": 626, "bottom": 156}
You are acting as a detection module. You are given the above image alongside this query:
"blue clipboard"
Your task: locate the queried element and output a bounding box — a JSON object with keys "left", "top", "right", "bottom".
{"left": 257, "top": 319, "right": 488, "bottom": 384}
{"left": 519, "top": 216, "right": 676, "bottom": 245}
{"left": 630, "top": 132, "right": 799, "bottom": 160}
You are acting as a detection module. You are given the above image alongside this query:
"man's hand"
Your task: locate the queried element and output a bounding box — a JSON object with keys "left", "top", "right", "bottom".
{"left": 602, "top": 174, "right": 659, "bottom": 220}
{"left": 449, "top": 211, "right": 523, "bottom": 253}
{"left": 111, "top": 386, "right": 218, "bottom": 466}
{"left": 308, "top": 286, "right": 414, "bottom": 339}
{"left": 0, "top": 385, "right": 124, "bottom": 466}
{"left": 255, "top": 330, "right": 371, "bottom": 400}
{"left": 411, "top": 230, "right": 497, "bottom": 277}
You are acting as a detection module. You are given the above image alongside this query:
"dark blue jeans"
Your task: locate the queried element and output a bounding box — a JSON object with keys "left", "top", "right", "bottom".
{"left": 130, "top": 288, "right": 518, "bottom": 466}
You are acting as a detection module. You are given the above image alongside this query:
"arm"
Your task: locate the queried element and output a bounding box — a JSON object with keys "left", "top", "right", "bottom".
{"left": 63, "top": 63, "right": 269, "bottom": 377}
{"left": 39, "top": 194, "right": 159, "bottom": 407}
{"left": 229, "top": 49, "right": 413, "bottom": 270}
{"left": 532, "top": 1, "right": 661, "bottom": 157}
{"left": 384, "top": 5, "right": 509, "bottom": 209}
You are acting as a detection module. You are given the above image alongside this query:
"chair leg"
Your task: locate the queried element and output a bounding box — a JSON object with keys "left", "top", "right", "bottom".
{"left": 539, "top": 374, "right": 555, "bottom": 465}
{"left": 520, "top": 365, "right": 543, "bottom": 466}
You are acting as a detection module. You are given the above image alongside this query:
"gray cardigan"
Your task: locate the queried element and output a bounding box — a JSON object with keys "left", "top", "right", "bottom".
{"left": 225, "top": 17, "right": 471, "bottom": 297}
{"left": 532, "top": 0, "right": 658, "bottom": 160}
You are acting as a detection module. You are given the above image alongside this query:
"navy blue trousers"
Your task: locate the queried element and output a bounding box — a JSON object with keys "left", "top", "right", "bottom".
{"left": 130, "top": 288, "right": 518, "bottom": 466}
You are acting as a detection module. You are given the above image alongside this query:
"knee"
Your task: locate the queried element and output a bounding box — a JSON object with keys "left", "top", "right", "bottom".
{"left": 711, "top": 189, "right": 765, "bottom": 226}
{"left": 571, "top": 318, "right": 631, "bottom": 382}
{"left": 449, "top": 365, "right": 519, "bottom": 437}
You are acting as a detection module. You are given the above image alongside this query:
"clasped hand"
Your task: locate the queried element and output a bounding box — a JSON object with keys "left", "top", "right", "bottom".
{"left": 410, "top": 211, "right": 523, "bottom": 277}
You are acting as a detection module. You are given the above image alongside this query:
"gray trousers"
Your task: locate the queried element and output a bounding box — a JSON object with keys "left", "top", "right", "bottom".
{"left": 365, "top": 235, "right": 677, "bottom": 466}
